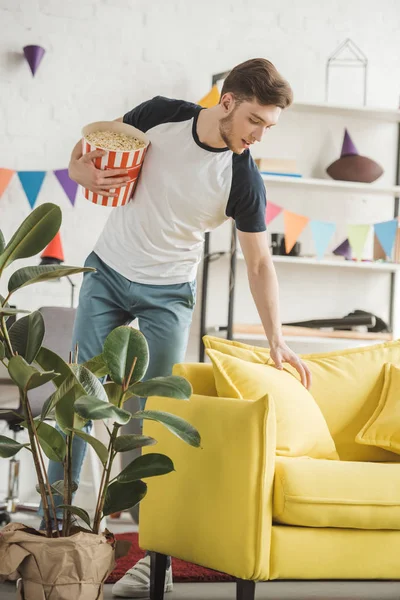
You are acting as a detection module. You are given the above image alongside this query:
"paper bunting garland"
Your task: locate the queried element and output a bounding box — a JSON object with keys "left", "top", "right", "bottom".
{"left": 0, "top": 169, "right": 15, "bottom": 199}
{"left": 347, "top": 224, "right": 371, "bottom": 261}
{"left": 283, "top": 211, "right": 309, "bottom": 254}
{"left": 374, "top": 219, "right": 398, "bottom": 259}
{"left": 265, "top": 201, "right": 282, "bottom": 225}
{"left": 311, "top": 221, "right": 336, "bottom": 260}
{"left": 0, "top": 169, "right": 78, "bottom": 208}
{"left": 17, "top": 171, "right": 46, "bottom": 208}
{"left": 54, "top": 169, "right": 78, "bottom": 207}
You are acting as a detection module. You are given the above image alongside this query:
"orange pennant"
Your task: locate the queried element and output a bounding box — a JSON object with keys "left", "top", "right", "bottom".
{"left": 283, "top": 211, "right": 309, "bottom": 254}
{"left": 0, "top": 169, "right": 15, "bottom": 199}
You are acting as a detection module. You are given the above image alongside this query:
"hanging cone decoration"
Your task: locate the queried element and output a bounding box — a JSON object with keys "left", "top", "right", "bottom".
{"left": 23, "top": 45, "right": 46, "bottom": 76}
{"left": 40, "top": 231, "right": 64, "bottom": 264}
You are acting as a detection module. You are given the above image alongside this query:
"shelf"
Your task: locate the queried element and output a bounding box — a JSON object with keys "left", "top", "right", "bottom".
{"left": 229, "top": 324, "right": 393, "bottom": 344}
{"left": 290, "top": 101, "right": 400, "bottom": 123}
{"left": 232, "top": 253, "right": 400, "bottom": 272}
{"left": 261, "top": 174, "right": 400, "bottom": 197}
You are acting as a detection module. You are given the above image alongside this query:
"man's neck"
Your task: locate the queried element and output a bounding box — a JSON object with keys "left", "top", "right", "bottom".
{"left": 196, "top": 107, "right": 227, "bottom": 149}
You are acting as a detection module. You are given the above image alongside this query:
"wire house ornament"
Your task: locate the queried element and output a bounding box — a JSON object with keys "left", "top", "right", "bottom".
{"left": 325, "top": 38, "right": 368, "bottom": 106}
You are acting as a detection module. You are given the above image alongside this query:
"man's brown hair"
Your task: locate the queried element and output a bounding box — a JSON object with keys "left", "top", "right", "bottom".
{"left": 220, "top": 58, "right": 293, "bottom": 109}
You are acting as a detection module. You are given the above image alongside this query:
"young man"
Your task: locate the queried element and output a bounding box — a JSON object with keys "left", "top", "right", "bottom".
{"left": 41, "top": 58, "right": 312, "bottom": 598}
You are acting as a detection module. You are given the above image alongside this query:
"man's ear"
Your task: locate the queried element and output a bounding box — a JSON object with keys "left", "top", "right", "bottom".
{"left": 220, "top": 92, "right": 235, "bottom": 114}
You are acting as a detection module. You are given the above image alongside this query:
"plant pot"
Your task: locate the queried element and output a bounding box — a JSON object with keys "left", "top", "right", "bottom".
{"left": 0, "top": 523, "right": 116, "bottom": 600}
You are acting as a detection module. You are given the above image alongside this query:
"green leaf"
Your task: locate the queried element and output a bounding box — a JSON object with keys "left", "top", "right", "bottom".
{"left": 35, "top": 346, "right": 72, "bottom": 389}
{"left": 71, "top": 429, "right": 108, "bottom": 466}
{"left": 0, "top": 230, "right": 5, "bottom": 254}
{"left": 35, "top": 421, "right": 66, "bottom": 462}
{"left": 130, "top": 376, "right": 192, "bottom": 401}
{"left": 74, "top": 396, "right": 131, "bottom": 425}
{"left": 114, "top": 434, "right": 157, "bottom": 453}
{"left": 0, "top": 340, "right": 4, "bottom": 360}
{"left": 8, "top": 265, "right": 95, "bottom": 294}
{"left": 103, "top": 326, "right": 149, "bottom": 386}
{"left": 132, "top": 410, "right": 201, "bottom": 447}
{"left": 8, "top": 355, "right": 58, "bottom": 391}
{"left": 0, "top": 203, "right": 62, "bottom": 275}
{"left": 82, "top": 354, "right": 109, "bottom": 378}
{"left": 72, "top": 364, "right": 108, "bottom": 402}
{"left": 103, "top": 480, "right": 147, "bottom": 516}
{"left": 43, "top": 364, "right": 106, "bottom": 432}
{"left": 104, "top": 381, "right": 134, "bottom": 406}
{"left": 117, "top": 453, "right": 174, "bottom": 483}
{"left": 58, "top": 505, "right": 92, "bottom": 529}
{"left": 0, "top": 307, "right": 29, "bottom": 316}
{"left": 36, "top": 480, "right": 78, "bottom": 496}
{"left": 8, "top": 311, "right": 45, "bottom": 363}
{"left": 0, "top": 434, "right": 29, "bottom": 458}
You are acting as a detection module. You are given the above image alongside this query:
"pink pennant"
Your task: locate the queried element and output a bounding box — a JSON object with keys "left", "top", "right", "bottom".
{"left": 266, "top": 202, "right": 282, "bottom": 225}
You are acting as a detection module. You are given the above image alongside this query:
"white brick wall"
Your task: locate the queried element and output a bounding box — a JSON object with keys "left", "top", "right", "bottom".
{"left": 1, "top": 0, "right": 400, "bottom": 505}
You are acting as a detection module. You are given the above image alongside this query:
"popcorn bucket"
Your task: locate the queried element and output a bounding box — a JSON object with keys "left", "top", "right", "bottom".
{"left": 81, "top": 121, "right": 150, "bottom": 207}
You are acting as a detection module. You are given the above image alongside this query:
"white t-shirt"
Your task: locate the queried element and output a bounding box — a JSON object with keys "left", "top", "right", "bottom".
{"left": 94, "top": 96, "right": 266, "bottom": 285}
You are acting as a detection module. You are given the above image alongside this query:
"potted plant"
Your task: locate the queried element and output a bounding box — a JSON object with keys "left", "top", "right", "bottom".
{"left": 0, "top": 203, "right": 201, "bottom": 600}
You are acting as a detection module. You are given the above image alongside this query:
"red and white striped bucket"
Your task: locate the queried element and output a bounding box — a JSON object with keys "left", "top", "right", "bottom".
{"left": 81, "top": 121, "right": 150, "bottom": 207}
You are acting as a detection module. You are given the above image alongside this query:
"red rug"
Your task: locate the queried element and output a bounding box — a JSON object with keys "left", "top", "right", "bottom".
{"left": 106, "top": 532, "right": 235, "bottom": 584}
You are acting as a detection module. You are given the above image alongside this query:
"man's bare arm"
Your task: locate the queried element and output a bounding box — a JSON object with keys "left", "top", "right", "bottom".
{"left": 68, "top": 117, "right": 130, "bottom": 197}
{"left": 237, "top": 229, "right": 311, "bottom": 388}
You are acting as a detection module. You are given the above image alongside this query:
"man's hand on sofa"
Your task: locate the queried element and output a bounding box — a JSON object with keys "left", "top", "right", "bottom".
{"left": 269, "top": 340, "right": 312, "bottom": 389}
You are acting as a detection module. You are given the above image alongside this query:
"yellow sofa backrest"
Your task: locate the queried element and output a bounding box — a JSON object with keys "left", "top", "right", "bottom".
{"left": 176, "top": 339, "right": 400, "bottom": 463}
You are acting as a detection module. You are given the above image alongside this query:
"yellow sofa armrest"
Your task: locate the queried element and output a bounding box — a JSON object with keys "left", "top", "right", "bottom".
{"left": 172, "top": 362, "right": 217, "bottom": 396}
{"left": 139, "top": 392, "right": 276, "bottom": 581}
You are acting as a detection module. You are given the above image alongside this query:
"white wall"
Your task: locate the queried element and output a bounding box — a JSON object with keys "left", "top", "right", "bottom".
{"left": 1, "top": 0, "right": 400, "bottom": 506}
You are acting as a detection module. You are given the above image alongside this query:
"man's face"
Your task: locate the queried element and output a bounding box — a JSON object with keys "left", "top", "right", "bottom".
{"left": 219, "top": 95, "right": 281, "bottom": 154}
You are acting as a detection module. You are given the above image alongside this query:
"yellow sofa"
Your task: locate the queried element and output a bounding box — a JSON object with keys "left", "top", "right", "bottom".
{"left": 139, "top": 337, "right": 400, "bottom": 600}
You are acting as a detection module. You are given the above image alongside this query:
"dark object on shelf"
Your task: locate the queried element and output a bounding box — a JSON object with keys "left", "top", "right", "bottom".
{"left": 341, "top": 309, "right": 390, "bottom": 333}
{"left": 271, "top": 233, "right": 301, "bottom": 257}
{"left": 327, "top": 129, "right": 384, "bottom": 183}
{"left": 284, "top": 314, "right": 375, "bottom": 330}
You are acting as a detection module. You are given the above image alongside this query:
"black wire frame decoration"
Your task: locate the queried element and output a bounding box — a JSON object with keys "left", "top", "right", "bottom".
{"left": 325, "top": 38, "right": 368, "bottom": 106}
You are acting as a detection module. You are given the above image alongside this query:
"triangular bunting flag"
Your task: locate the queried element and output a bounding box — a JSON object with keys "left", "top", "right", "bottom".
{"left": 283, "top": 211, "right": 309, "bottom": 254}
{"left": 0, "top": 168, "right": 15, "bottom": 199}
{"left": 311, "top": 221, "right": 336, "bottom": 260}
{"left": 333, "top": 238, "right": 352, "bottom": 260}
{"left": 374, "top": 219, "right": 398, "bottom": 259}
{"left": 54, "top": 169, "right": 78, "bottom": 206}
{"left": 198, "top": 85, "right": 220, "bottom": 108}
{"left": 266, "top": 202, "right": 282, "bottom": 225}
{"left": 347, "top": 224, "right": 370, "bottom": 261}
{"left": 17, "top": 171, "right": 46, "bottom": 209}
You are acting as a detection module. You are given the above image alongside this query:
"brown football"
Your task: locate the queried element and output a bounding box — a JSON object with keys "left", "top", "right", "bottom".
{"left": 326, "top": 155, "right": 384, "bottom": 183}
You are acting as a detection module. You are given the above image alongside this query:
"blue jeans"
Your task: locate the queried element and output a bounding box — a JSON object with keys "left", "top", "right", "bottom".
{"left": 38, "top": 252, "right": 196, "bottom": 537}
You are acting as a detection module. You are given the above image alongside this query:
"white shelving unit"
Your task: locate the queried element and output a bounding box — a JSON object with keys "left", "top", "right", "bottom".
{"left": 261, "top": 174, "right": 400, "bottom": 197}
{"left": 199, "top": 100, "right": 400, "bottom": 360}
{"left": 291, "top": 101, "right": 400, "bottom": 123}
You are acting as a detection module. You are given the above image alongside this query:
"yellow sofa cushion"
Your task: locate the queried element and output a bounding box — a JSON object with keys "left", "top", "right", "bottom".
{"left": 356, "top": 363, "right": 400, "bottom": 454}
{"left": 203, "top": 335, "right": 269, "bottom": 364}
{"left": 206, "top": 349, "right": 338, "bottom": 460}
{"left": 273, "top": 456, "right": 400, "bottom": 530}
{"left": 204, "top": 335, "right": 400, "bottom": 462}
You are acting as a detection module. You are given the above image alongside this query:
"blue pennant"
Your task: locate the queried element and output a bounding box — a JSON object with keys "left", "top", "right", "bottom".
{"left": 18, "top": 171, "right": 46, "bottom": 208}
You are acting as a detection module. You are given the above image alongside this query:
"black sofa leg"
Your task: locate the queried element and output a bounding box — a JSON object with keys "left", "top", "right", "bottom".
{"left": 150, "top": 552, "right": 168, "bottom": 600}
{"left": 237, "top": 579, "right": 256, "bottom": 600}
